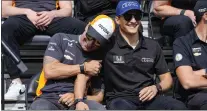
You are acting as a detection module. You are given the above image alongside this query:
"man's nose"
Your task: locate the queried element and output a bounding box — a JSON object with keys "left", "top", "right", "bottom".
{"left": 130, "top": 16, "right": 137, "bottom": 22}
{"left": 87, "top": 40, "right": 94, "bottom": 46}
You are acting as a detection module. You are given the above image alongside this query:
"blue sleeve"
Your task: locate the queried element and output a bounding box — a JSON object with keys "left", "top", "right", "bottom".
{"left": 44, "top": 33, "right": 64, "bottom": 61}
{"left": 173, "top": 39, "right": 191, "bottom": 69}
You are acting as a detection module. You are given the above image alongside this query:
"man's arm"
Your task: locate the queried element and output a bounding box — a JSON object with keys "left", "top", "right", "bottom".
{"left": 176, "top": 66, "right": 207, "bottom": 90}
{"left": 158, "top": 72, "right": 173, "bottom": 91}
{"left": 50, "top": 1, "right": 72, "bottom": 18}
{"left": 2, "top": 1, "right": 35, "bottom": 18}
{"left": 74, "top": 66, "right": 103, "bottom": 102}
{"left": 43, "top": 56, "right": 81, "bottom": 80}
{"left": 74, "top": 74, "right": 104, "bottom": 110}
{"left": 86, "top": 87, "right": 104, "bottom": 103}
{"left": 153, "top": 0, "right": 182, "bottom": 17}
{"left": 74, "top": 74, "right": 90, "bottom": 100}
{"left": 139, "top": 41, "right": 173, "bottom": 102}
{"left": 74, "top": 74, "right": 90, "bottom": 110}
{"left": 193, "top": 69, "right": 206, "bottom": 76}
{"left": 139, "top": 72, "right": 173, "bottom": 102}
{"left": 153, "top": 0, "right": 196, "bottom": 25}
{"left": 44, "top": 55, "right": 101, "bottom": 80}
{"left": 153, "top": 0, "right": 195, "bottom": 17}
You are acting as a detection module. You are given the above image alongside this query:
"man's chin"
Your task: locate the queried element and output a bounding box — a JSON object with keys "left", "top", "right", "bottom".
{"left": 81, "top": 45, "right": 88, "bottom": 52}
{"left": 83, "top": 47, "right": 92, "bottom": 52}
{"left": 127, "top": 30, "right": 139, "bottom": 35}
{"left": 126, "top": 27, "right": 139, "bottom": 33}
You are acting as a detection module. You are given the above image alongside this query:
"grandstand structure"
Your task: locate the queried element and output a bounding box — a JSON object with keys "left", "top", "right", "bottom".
{"left": 2, "top": 1, "right": 175, "bottom": 110}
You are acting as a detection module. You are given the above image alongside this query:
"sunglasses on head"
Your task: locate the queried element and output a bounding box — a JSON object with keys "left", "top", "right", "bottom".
{"left": 122, "top": 10, "right": 142, "bottom": 21}
{"left": 86, "top": 34, "right": 101, "bottom": 47}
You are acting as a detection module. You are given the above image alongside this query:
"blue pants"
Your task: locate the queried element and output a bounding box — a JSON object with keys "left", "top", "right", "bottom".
{"left": 30, "top": 98, "right": 106, "bottom": 110}
{"left": 161, "top": 15, "right": 194, "bottom": 39}
{"left": 187, "top": 91, "right": 207, "bottom": 110}
{"left": 106, "top": 95, "right": 187, "bottom": 110}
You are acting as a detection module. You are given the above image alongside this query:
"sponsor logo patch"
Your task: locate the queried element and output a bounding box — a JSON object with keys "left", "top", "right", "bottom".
{"left": 175, "top": 53, "right": 183, "bottom": 61}
{"left": 113, "top": 55, "right": 125, "bottom": 63}
{"left": 64, "top": 55, "right": 73, "bottom": 60}
{"left": 141, "top": 58, "right": 154, "bottom": 63}
{"left": 192, "top": 47, "right": 202, "bottom": 57}
{"left": 48, "top": 46, "right": 55, "bottom": 51}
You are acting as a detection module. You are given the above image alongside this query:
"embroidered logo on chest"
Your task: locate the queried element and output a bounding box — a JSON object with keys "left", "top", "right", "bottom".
{"left": 113, "top": 55, "right": 125, "bottom": 63}
{"left": 192, "top": 47, "right": 202, "bottom": 56}
{"left": 141, "top": 57, "right": 154, "bottom": 63}
{"left": 64, "top": 55, "right": 73, "bottom": 60}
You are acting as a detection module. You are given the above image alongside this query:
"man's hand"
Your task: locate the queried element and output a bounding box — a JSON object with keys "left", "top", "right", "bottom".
{"left": 36, "top": 11, "right": 55, "bottom": 26}
{"left": 37, "top": 26, "right": 47, "bottom": 31}
{"left": 184, "top": 10, "right": 197, "bottom": 26}
{"left": 25, "top": 9, "right": 39, "bottom": 26}
{"left": 84, "top": 60, "right": 102, "bottom": 76}
{"left": 58, "top": 93, "right": 74, "bottom": 107}
{"left": 76, "top": 102, "right": 89, "bottom": 110}
{"left": 139, "top": 85, "right": 158, "bottom": 102}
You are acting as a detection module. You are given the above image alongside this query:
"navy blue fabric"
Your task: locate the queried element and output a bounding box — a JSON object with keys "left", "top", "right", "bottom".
{"left": 106, "top": 95, "right": 187, "bottom": 110}
{"left": 173, "top": 29, "right": 207, "bottom": 70}
{"left": 173, "top": 29, "right": 207, "bottom": 109}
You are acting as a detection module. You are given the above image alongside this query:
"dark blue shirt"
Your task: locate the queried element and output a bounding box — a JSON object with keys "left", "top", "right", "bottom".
{"left": 173, "top": 29, "right": 207, "bottom": 70}
{"left": 173, "top": 29, "right": 207, "bottom": 99}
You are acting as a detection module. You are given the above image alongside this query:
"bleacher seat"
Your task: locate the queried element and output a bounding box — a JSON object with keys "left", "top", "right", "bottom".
{"left": 22, "top": 35, "right": 50, "bottom": 48}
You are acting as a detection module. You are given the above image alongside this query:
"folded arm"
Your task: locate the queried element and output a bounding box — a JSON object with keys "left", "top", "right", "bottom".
{"left": 43, "top": 56, "right": 80, "bottom": 80}
{"left": 176, "top": 66, "right": 207, "bottom": 90}
{"left": 153, "top": 0, "right": 183, "bottom": 17}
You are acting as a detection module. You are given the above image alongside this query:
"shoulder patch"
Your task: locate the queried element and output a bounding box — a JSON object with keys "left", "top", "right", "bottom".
{"left": 175, "top": 53, "right": 183, "bottom": 62}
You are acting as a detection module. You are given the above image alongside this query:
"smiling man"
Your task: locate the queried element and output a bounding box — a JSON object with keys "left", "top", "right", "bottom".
{"left": 173, "top": 1, "right": 207, "bottom": 109}
{"left": 29, "top": 15, "right": 115, "bottom": 110}
{"left": 102, "top": 0, "right": 187, "bottom": 110}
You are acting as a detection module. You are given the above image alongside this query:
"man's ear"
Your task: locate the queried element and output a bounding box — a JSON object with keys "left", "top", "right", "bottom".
{"left": 204, "top": 12, "right": 207, "bottom": 20}
{"left": 115, "top": 16, "right": 120, "bottom": 25}
{"left": 85, "top": 23, "right": 90, "bottom": 31}
{"left": 83, "top": 23, "right": 90, "bottom": 35}
{"left": 203, "top": 12, "right": 207, "bottom": 24}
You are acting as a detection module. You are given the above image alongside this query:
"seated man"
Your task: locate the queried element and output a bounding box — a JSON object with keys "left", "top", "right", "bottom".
{"left": 153, "top": 0, "right": 196, "bottom": 41}
{"left": 2, "top": 0, "right": 86, "bottom": 100}
{"left": 173, "top": 1, "right": 207, "bottom": 109}
{"left": 29, "top": 15, "right": 115, "bottom": 110}
{"left": 75, "top": 0, "right": 187, "bottom": 110}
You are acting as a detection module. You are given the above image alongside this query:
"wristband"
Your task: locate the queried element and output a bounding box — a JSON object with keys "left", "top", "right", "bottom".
{"left": 155, "top": 84, "right": 162, "bottom": 94}
{"left": 205, "top": 68, "right": 207, "bottom": 75}
{"left": 180, "top": 10, "right": 186, "bottom": 15}
{"left": 79, "top": 63, "right": 85, "bottom": 74}
{"left": 74, "top": 98, "right": 84, "bottom": 105}
{"left": 83, "top": 96, "right": 87, "bottom": 100}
